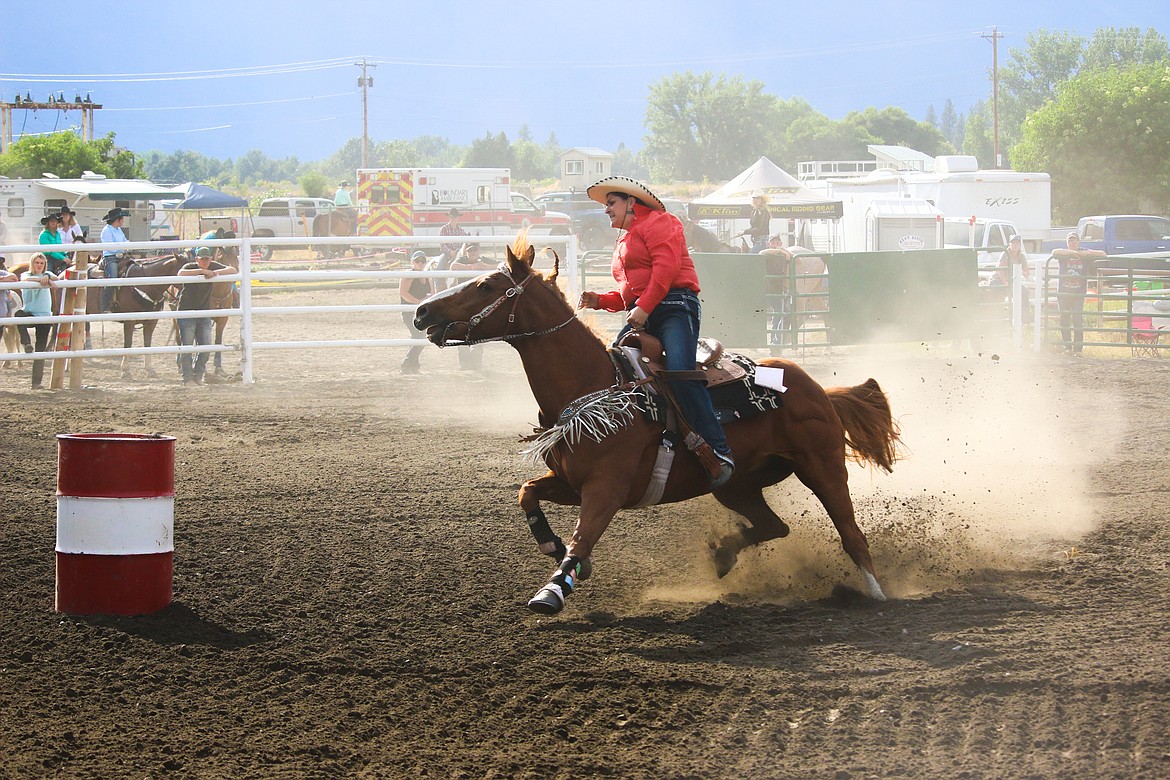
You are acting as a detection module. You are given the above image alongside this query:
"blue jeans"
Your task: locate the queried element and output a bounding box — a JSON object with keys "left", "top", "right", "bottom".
{"left": 101, "top": 255, "right": 119, "bottom": 312}
{"left": 616, "top": 289, "right": 730, "bottom": 456}
{"left": 177, "top": 316, "right": 213, "bottom": 381}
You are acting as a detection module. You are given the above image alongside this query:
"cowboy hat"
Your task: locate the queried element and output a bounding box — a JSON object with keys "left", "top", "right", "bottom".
{"left": 586, "top": 176, "right": 665, "bottom": 212}
{"left": 58, "top": 205, "right": 76, "bottom": 216}
{"left": 446, "top": 208, "right": 461, "bottom": 217}
{"left": 40, "top": 213, "right": 60, "bottom": 225}
{"left": 103, "top": 207, "right": 131, "bottom": 223}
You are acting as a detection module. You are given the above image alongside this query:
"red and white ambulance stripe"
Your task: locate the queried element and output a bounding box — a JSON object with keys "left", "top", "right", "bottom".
{"left": 55, "top": 433, "right": 176, "bottom": 615}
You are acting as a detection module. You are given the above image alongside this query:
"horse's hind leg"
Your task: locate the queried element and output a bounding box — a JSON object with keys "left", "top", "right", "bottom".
{"left": 710, "top": 480, "right": 793, "bottom": 578}
{"left": 794, "top": 452, "right": 886, "bottom": 601}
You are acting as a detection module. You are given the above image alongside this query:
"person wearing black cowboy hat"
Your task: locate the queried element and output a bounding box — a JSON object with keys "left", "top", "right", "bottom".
{"left": 99, "top": 207, "right": 131, "bottom": 312}
{"left": 439, "top": 208, "right": 468, "bottom": 259}
{"left": 38, "top": 212, "right": 70, "bottom": 275}
{"left": 578, "top": 175, "right": 734, "bottom": 488}
{"left": 57, "top": 205, "right": 84, "bottom": 243}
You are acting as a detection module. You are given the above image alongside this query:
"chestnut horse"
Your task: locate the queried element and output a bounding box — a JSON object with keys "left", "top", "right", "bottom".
{"left": 312, "top": 208, "right": 356, "bottom": 259}
{"left": 414, "top": 239, "right": 901, "bottom": 615}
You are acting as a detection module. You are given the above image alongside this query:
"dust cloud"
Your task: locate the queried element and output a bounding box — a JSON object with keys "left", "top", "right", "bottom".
{"left": 660, "top": 347, "right": 1126, "bottom": 603}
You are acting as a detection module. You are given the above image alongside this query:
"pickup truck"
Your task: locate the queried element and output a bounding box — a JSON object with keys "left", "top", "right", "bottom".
{"left": 1041, "top": 215, "right": 1170, "bottom": 255}
{"left": 943, "top": 217, "right": 1021, "bottom": 277}
{"left": 533, "top": 191, "right": 611, "bottom": 250}
{"left": 200, "top": 197, "right": 338, "bottom": 261}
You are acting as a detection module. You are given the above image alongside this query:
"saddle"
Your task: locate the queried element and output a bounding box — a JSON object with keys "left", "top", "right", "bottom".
{"left": 614, "top": 332, "right": 746, "bottom": 389}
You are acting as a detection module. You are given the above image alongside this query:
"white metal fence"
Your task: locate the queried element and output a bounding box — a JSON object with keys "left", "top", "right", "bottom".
{"left": 0, "top": 234, "right": 580, "bottom": 385}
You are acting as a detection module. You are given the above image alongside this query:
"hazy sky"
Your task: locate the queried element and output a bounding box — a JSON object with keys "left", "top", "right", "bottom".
{"left": 1, "top": 1, "right": 1165, "bottom": 162}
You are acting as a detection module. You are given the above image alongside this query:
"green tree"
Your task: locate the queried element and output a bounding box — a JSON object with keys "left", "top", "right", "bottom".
{"left": 940, "top": 99, "right": 962, "bottom": 149}
{"left": 300, "top": 170, "right": 329, "bottom": 198}
{"left": 998, "top": 27, "right": 1168, "bottom": 166}
{"left": 924, "top": 105, "right": 938, "bottom": 129}
{"left": 1012, "top": 62, "right": 1170, "bottom": 221}
{"left": 463, "top": 131, "right": 514, "bottom": 169}
{"left": 843, "top": 106, "right": 953, "bottom": 156}
{"left": 642, "top": 71, "right": 785, "bottom": 180}
{"left": 141, "top": 149, "right": 231, "bottom": 183}
{"left": 610, "top": 142, "right": 649, "bottom": 180}
{"left": 961, "top": 100, "right": 994, "bottom": 167}
{"left": 778, "top": 112, "right": 874, "bottom": 169}
{"left": 0, "top": 131, "right": 144, "bottom": 179}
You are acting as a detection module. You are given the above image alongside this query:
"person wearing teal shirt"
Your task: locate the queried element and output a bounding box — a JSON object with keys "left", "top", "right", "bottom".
{"left": 334, "top": 181, "right": 353, "bottom": 207}
{"left": 38, "top": 213, "right": 69, "bottom": 275}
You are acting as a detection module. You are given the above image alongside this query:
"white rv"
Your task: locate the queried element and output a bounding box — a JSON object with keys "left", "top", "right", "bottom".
{"left": 0, "top": 175, "right": 184, "bottom": 262}
{"left": 807, "top": 193, "right": 943, "bottom": 253}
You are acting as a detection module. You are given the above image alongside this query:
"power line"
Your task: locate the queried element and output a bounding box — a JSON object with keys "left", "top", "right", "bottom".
{"left": 103, "top": 92, "right": 354, "bottom": 112}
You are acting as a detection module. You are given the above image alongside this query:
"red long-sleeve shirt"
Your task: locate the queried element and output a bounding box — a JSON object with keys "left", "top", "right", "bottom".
{"left": 595, "top": 202, "right": 700, "bottom": 314}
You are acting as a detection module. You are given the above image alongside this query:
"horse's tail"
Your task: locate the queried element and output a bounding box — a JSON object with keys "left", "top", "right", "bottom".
{"left": 826, "top": 378, "right": 900, "bottom": 473}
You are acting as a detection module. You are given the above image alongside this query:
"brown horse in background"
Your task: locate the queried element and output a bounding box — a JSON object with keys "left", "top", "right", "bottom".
{"left": 312, "top": 208, "right": 356, "bottom": 258}
{"left": 110, "top": 254, "right": 184, "bottom": 379}
{"left": 413, "top": 239, "right": 901, "bottom": 615}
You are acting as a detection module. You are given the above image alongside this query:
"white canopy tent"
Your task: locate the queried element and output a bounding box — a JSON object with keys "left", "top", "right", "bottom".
{"left": 688, "top": 157, "right": 843, "bottom": 220}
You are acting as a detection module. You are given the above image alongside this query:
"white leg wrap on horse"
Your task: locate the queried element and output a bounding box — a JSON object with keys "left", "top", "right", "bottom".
{"left": 860, "top": 568, "right": 887, "bottom": 601}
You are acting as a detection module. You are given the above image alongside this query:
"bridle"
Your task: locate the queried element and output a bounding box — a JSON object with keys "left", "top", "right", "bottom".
{"left": 433, "top": 263, "right": 576, "bottom": 347}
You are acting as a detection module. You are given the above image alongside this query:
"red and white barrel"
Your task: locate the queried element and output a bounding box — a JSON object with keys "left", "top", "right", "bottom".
{"left": 55, "top": 433, "right": 177, "bottom": 615}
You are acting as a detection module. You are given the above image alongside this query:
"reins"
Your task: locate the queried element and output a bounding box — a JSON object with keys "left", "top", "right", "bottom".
{"left": 437, "top": 263, "right": 576, "bottom": 347}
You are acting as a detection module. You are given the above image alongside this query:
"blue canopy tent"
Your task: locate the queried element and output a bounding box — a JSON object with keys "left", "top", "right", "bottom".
{"left": 174, "top": 183, "right": 248, "bottom": 210}
{"left": 161, "top": 183, "right": 250, "bottom": 240}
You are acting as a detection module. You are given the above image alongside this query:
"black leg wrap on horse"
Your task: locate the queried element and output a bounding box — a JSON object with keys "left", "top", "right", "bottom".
{"left": 526, "top": 509, "right": 566, "bottom": 559}
{"left": 525, "top": 509, "right": 559, "bottom": 545}
{"left": 551, "top": 555, "right": 584, "bottom": 596}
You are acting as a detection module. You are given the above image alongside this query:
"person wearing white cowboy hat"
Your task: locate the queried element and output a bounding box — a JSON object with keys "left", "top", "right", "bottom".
{"left": 745, "top": 190, "right": 771, "bottom": 253}
{"left": 579, "top": 175, "right": 734, "bottom": 488}
{"left": 99, "top": 207, "right": 131, "bottom": 313}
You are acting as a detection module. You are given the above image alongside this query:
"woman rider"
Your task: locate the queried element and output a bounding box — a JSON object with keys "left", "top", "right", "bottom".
{"left": 577, "top": 176, "right": 733, "bottom": 488}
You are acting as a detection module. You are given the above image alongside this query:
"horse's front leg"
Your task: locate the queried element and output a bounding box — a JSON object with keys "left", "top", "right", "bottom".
{"left": 518, "top": 471, "right": 581, "bottom": 561}
{"left": 213, "top": 317, "right": 227, "bottom": 375}
{"left": 142, "top": 321, "right": 157, "bottom": 378}
{"left": 120, "top": 322, "right": 134, "bottom": 379}
{"left": 527, "top": 483, "right": 624, "bottom": 615}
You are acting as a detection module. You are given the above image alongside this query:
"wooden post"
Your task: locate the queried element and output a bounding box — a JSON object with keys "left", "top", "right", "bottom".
{"left": 69, "top": 252, "right": 89, "bottom": 389}
{"left": 49, "top": 269, "right": 77, "bottom": 389}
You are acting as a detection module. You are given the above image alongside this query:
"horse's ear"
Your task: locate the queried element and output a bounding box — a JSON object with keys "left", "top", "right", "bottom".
{"left": 506, "top": 244, "right": 535, "bottom": 280}
{"left": 544, "top": 247, "right": 560, "bottom": 284}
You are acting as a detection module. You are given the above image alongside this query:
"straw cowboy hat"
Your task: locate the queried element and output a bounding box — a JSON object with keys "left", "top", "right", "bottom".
{"left": 586, "top": 176, "right": 665, "bottom": 212}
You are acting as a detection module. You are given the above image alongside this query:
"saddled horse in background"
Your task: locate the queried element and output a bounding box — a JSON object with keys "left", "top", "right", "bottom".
{"left": 110, "top": 254, "right": 184, "bottom": 379}
{"left": 684, "top": 219, "right": 744, "bottom": 253}
{"left": 312, "top": 207, "right": 357, "bottom": 259}
{"left": 414, "top": 237, "right": 902, "bottom": 616}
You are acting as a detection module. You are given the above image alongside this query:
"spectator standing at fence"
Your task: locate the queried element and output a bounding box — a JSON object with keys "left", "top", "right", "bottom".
{"left": 38, "top": 213, "right": 70, "bottom": 276}
{"left": 996, "top": 234, "right": 1030, "bottom": 287}
{"left": 398, "top": 250, "right": 435, "bottom": 374}
{"left": 176, "top": 247, "right": 234, "bottom": 386}
{"left": 450, "top": 243, "right": 493, "bottom": 370}
{"left": 15, "top": 254, "right": 57, "bottom": 389}
{"left": 1052, "top": 231, "right": 1106, "bottom": 356}
{"left": 99, "top": 207, "right": 131, "bottom": 313}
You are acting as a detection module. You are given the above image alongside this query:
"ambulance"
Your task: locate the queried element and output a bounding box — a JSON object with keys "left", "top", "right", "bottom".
{"left": 355, "top": 168, "right": 572, "bottom": 239}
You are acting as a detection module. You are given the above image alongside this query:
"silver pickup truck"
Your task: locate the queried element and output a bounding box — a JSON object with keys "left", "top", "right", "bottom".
{"left": 199, "top": 197, "right": 337, "bottom": 261}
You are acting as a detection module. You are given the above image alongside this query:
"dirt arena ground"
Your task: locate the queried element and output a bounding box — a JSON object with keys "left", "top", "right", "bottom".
{"left": 2, "top": 282, "right": 1169, "bottom": 779}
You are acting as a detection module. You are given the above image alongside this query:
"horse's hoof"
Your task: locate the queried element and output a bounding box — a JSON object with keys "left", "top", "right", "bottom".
{"left": 527, "top": 584, "right": 565, "bottom": 615}
{"left": 146, "top": 371, "right": 158, "bottom": 379}
{"left": 121, "top": 372, "right": 132, "bottom": 380}
{"left": 577, "top": 557, "right": 593, "bottom": 581}
{"left": 713, "top": 545, "right": 738, "bottom": 578}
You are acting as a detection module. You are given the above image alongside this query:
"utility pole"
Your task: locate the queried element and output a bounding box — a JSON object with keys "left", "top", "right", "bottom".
{"left": 355, "top": 58, "right": 376, "bottom": 169}
{"left": 982, "top": 26, "right": 1004, "bottom": 168}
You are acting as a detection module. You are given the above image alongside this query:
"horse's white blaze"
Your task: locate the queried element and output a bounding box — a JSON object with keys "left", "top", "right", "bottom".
{"left": 859, "top": 568, "right": 887, "bottom": 601}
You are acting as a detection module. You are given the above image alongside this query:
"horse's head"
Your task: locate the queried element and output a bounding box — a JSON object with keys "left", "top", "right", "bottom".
{"left": 413, "top": 235, "right": 568, "bottom": 347}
